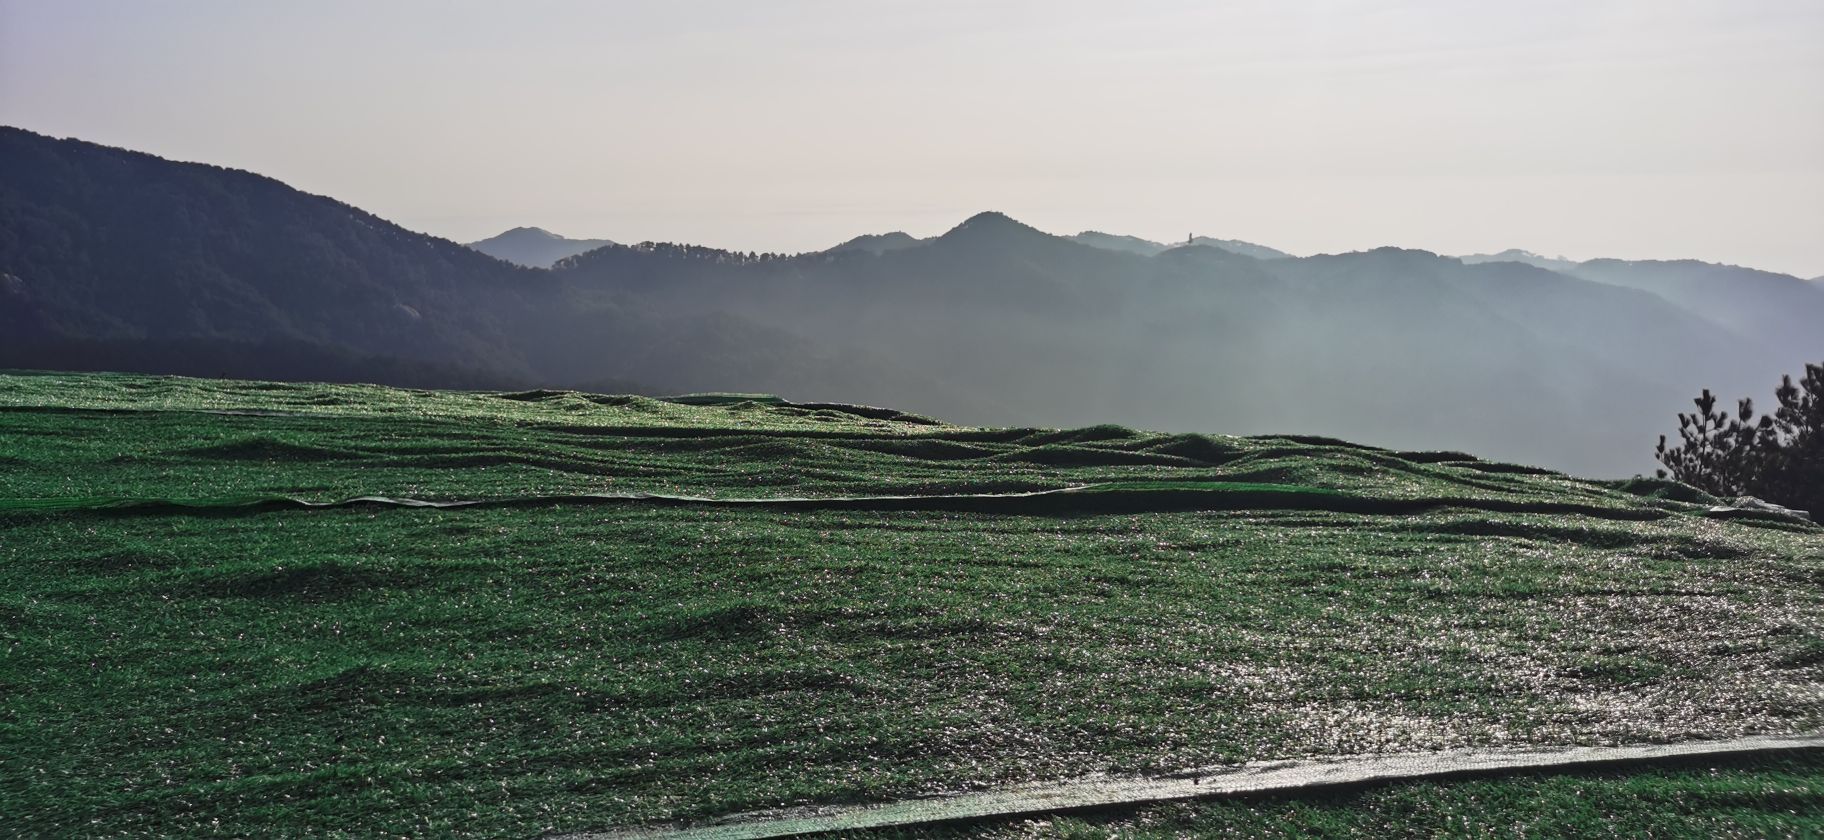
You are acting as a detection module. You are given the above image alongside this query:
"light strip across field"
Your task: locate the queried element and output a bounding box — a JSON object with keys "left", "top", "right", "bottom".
{"left": 577, "top": 734, "right": 1824, "bottom": 840}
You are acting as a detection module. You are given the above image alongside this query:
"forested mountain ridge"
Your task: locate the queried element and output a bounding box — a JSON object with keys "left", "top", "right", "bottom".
{"left": 549, "top": 216, "right": 1776, "bottom": 474}
{"left": 0, "top": 126, "right": 549, "bottom": 380}
{"left": 0, "top": 127, "right": 945, "bottom": 402}
{"left": 3, "top": 126, "right": 1814, "bottom": 476}
{"left": 825, "top": 231, "right": 924, "bottom": 254}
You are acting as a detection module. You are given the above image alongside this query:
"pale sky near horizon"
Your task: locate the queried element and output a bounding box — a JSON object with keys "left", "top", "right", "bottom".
{"left": 3, "top": 0, "right": 1821, "bottom": 276}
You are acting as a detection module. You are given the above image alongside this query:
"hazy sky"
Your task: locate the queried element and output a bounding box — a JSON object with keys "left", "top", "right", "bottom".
{"left": 4, "top": 0, "right": 1822, "bottom": 275}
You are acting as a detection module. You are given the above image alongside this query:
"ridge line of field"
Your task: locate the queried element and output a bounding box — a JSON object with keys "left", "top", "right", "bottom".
{"left": 0, "top": 482, "right": 1726, "bottom": 523}
{"left": 562, "top": 733, "right": 1824, "bottom": 840}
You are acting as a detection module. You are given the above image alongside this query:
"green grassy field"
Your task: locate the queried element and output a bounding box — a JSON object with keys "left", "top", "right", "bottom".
{"left": 2, "top": 370, "right": 1820, "bottom": 837}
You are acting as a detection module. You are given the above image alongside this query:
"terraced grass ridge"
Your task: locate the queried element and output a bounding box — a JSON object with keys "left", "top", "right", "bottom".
{"left": 2, "top": 370, "right": 1821, "bottom": 837}
{"left": 885, "top": 751, "right": 1824, "bottom": 839}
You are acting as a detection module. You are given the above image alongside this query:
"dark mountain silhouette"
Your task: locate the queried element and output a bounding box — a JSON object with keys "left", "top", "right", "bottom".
{"left": 0, "top": 127, "right": 959, "bottom": 407}
{"left": 2, "top": 126, "right": 1811, "bottom": 476}
{"left": 826, "top": 231, "right": 924, "bottom": 254}
{"left": 466, "top": 226, "right": 616, "bottom": 268}
{"left": 0, "top": 127, "right": 550, "bottom": 381}
{"left": 556, "top": 217, "right": 1763, "bottom": 474}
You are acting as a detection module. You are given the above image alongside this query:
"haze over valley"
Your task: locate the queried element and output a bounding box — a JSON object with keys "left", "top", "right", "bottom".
{"left": 4, "top": 126, "right": 1819, "bottom": 476}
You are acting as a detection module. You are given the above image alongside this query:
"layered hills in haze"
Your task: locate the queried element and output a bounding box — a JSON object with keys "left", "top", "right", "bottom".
{"left": 4, "top": 126, "right": 1820, "bottom": 476}
{"left": 1068, "top": 231, "right": 1294, "bottom": 260}
{"left": 466, "top": 226, "right": 616, "bottom": 268}
{"left": 1459, "top": 249, "right": 1581, "bottom": 273}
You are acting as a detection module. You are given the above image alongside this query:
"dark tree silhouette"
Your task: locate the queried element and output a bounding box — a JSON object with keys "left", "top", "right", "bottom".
{"left": 1657, "top": 362, "right": 1824, "bottom": 521}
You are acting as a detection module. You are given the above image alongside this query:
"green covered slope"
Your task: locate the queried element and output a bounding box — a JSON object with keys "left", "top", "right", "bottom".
{"left": 1, "top": 371, "right": 1819, "bottom": 836}
{"left": 897, "top": 753, "right": 1824, "bottom": 838}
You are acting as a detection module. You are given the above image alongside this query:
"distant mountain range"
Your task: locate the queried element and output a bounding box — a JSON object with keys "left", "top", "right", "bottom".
{"left": 817, "top": 228, "right": 1297, "bottom": 260}
{"left": 473, "top": 226, "right": 1300, "bottom": 262}
{"left": 1459, "top": 249, "right": 1580, "bottom": 273}
{"left": 5, "top": 125, "right": 1821, "bottom": 476}
{"left": 1068, "top": 231, "right": 1294, "bottom": 261}
{"left": 466, "top": 226, "right": 616, "bottom": 268}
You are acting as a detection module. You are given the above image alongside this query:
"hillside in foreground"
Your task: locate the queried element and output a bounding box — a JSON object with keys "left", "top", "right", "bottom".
{"left": 2, "top": 370, "right": 1820, "bottom": 836}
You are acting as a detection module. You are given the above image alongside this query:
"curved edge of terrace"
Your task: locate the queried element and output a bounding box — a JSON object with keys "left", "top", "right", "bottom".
{"left": 561, "top": 733, "right": 1824, "bottom": 840}
{"left": 0, "top": 481, "right": 1767, "bottom": 525}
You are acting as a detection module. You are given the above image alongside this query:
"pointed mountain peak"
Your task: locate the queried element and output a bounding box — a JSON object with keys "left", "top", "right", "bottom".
{"left": 470, "top": 226, "right": 566, "bottom": 246}
{"left": 466, "top": 226, "right": 617, "bottom": 268}
{"left": 944, "top": 211, "right": 1039, "bottom": 236}
{"left": 934, "top": 212, "right": 1063, "bottom": 248}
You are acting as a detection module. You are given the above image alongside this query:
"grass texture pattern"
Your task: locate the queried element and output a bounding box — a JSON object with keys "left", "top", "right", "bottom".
{"left": 1, "top": 371, "right": 1819, "bottom": 837}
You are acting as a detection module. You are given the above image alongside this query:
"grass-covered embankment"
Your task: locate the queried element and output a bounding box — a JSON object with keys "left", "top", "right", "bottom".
{"left": 1, "top": 371, "right": 1819, "bottom": 836}
{"left": 891, "top": 752, "right": 1824, "bottom": 838}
